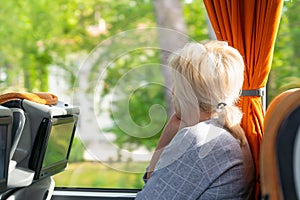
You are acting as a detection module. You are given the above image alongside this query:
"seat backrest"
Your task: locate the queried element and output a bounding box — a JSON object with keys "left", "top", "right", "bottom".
{"left": 261, "top": 88, "right": 300, "bottom": 200}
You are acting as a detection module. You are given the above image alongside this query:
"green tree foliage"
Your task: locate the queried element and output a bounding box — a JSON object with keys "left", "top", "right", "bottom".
{"left": 96, "top": 0, "right": 210, "bottom": 152}
{"left": 0, "top": 0, "right": 156, "bottom": 92}
{"left": 100, "top": 48, "right": 166, "bottom": 151}
{"left": 0, "top": 1, "right": 70, "bottom": 91}
{"left": 183, "top": 0, "right": 209, "bottom": 41}
{"left": 268, "top": 1, "right": 300, "bottom": 102}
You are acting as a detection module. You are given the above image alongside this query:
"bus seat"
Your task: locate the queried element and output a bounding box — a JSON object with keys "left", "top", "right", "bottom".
{"left": 5, "top": 176, "right": 55, "bottom": 200}
{"left": 0, "top": 93, "right": 79, "bottom": 200}
{"left": 260, "top": 88, "right": 300, "bottom": 200}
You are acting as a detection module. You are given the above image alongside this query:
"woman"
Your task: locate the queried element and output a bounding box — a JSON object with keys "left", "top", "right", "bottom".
{"left": 135, "top": 41, "right": 254, "bottom": 199}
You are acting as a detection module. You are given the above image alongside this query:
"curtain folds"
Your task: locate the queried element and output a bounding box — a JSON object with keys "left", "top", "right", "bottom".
{"left": 203, "top": 0, "right": 284, "bottom": 199}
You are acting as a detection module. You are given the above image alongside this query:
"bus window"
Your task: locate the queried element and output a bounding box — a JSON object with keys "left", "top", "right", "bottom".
{"left": 0, "top": 0, "right": 298, "bottom": 198}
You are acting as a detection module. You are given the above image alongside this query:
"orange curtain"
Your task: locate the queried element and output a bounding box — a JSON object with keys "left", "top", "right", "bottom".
{"left": 203, "top": 0, "right": 283, "bottom": 199}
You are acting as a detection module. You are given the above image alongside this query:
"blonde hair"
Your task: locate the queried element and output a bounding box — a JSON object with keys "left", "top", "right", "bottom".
{"left": 169, "top": 40, "right": 246, "bottom": 145}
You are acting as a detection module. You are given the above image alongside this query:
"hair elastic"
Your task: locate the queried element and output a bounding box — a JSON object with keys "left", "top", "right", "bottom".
{"left": 216, "top": 102, "right": 227, "bottom": 113}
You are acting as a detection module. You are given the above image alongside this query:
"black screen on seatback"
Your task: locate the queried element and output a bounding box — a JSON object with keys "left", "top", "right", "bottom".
{"left": 38, "top": 116, "right": 77, "bottom": 179}
{"left": 42, "top": 120, "right": 75, "bottom": 168}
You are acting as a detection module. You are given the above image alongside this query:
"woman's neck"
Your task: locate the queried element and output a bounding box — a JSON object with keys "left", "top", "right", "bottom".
{"left": 199, "top": 110, "right": 212, "bottom": 122}
{"left": 179, "top": 110, "right": 212, "bottom": 128}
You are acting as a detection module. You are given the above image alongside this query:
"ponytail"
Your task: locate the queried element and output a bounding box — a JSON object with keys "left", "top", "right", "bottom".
{"left": 215, "top": 104, "right": 247, "bottom": 146}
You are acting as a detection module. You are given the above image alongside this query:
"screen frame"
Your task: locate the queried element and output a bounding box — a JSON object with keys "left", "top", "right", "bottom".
{"left": 29, "top": 115, "right": 78, "bottom": 180}
{"left": 0, "top": 116, "right": 12, "bottom": 192}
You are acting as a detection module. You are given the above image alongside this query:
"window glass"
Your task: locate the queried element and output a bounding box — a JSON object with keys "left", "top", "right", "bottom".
{"left": 268, "top": 0, "right": 300, "bottom": 104}
{"left": 51, "top": 0, "right": 209, "bottom": 189}
{"left": 53, "top": 46, "right": 165, "bottom": 188}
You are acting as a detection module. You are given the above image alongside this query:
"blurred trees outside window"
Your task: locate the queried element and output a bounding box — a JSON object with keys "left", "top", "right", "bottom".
{"left": 268, "top": 1, "right": 300, "bottom": 102}
{"left": 0, "top": 0, "right": 299, "bottom": 189}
